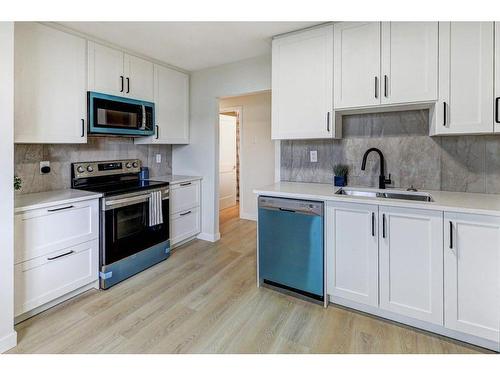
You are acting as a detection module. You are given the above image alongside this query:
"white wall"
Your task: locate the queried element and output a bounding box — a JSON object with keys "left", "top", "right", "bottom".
{"left": 173, "top": 55, "right": 271, "bottom": 240}
{"left": 0, "top": 21, "right": 17, "bottom": 353}
{"left": 220, "top": 91, "right": 274, "bottom": 220}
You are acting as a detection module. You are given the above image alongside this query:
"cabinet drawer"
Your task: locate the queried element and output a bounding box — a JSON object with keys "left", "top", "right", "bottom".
{"left": 15, "top": 199, "right": 99, "bottom": 264}
{"left": 171, "top": 207, "right": 200, "bottom": 245}
{"left": 14, "top": 239, "right": 98, "bottom": 316}
{"left": 170, "top": 180, "right": 200, "bottom": 214}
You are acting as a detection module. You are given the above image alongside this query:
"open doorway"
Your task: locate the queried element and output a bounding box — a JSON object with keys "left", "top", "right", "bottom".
{"left": 218, "top": 110, "right": 240, "bottom": 226}
{"left": 217, "top": 90, "right": 275, "bottom": 232}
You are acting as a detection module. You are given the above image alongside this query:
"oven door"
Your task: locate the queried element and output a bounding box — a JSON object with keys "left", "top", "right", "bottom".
{"left": 88, "top": 91, "right": 155, "bottom": 136}
{"left": 102, "top": 190, "right": 169, "bottom": 266}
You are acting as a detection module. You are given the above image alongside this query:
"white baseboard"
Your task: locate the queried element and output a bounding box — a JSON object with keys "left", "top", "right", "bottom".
{"left": 240, "top": 211, "right": 257, "bottom": 221}
{"left": 197, "top": 232, "right": 220, "bottom": 242}
{"left": 0, "top": 331, "right": 17, "bottom": 353}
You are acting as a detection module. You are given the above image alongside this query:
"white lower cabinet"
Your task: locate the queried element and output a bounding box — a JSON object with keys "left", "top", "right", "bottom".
{"left": 327, "top": 201, "right": 379, "bottom": 307}
{"left": 379, "top": 206, "right": 443, "bottom": 324}
{"left": 170, "top": 179, "right": 202, "bottom": 246}
{"left": 444, "top": 212, "right": 500, "bottom": 343}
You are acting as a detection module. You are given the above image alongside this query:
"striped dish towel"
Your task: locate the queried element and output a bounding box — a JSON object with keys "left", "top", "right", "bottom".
{"left": 148, "top": 190, "right": 163, "bottom": 227}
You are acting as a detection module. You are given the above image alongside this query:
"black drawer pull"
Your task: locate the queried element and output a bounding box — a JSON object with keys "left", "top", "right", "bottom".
{"left": 180, "top": 182, "right": 192, "bottom": 187}
{"left": 48, "top": 205, "right": 74, "bottom": 212}
{"left": 495, "top": 97, "right": 500, "bottom": 124}
{"left": 180, "top": 210, "right": 192, "bottom": 216}
{"left": 120, "top": 76, "right": 124, "bottom": 92}
{"left": 126, "top": 77, "right": 130, "bottom": 93}
{"left": 382, "top": 213, "right": 386, "bottom": 238}
{"left": 371, "top": 212, "right": 375, "bottom": 237}
{"left": 443, "top": 102, "right": 447, "bottom": 126}
{"left": 449, "top": 221, "right": 453, "bottom": 249}
{"left": 81, "top": 119, "right": 85, "bottom": 137}
{"left": 47, "top": 250, "right": 74, "bottom": 261}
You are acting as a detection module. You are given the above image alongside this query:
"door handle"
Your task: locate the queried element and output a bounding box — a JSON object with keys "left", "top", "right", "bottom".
{"left": 449, "top": 221, "right": 453, "bottom": 249}
{"left": 382, "top": 213, "right": 386, "bottom": 238}
{"left": 155, "top": 125, "right": 159, "bottom": 140}
{"left": 495, "top": 97, "right": 500, "bottom": 124}
{"left": 384, "top": 75, "right": 388, "bottom": 98}
{"left": 326, "top": 111, "right": 330, "bottom": 132}
{"left": 374, "top": 76, "right": 379, "bottom": 99}
{"left": 126, "top": 77, "right": 130, "bottom": 93}
{"left": 371, "top": 212, "right": 375, "bottom": 237}
{"left": 443, "top": 102, "right": 447, "bottom": 126}
{"left": 81, "top": 119, "right": 85, "bottom": 137}
{"left": 120, "top": 76, "right": 124, "bottom": 92}
{"left": 47, "top": 250, "right": 74, "bottom": 261}
{"left": 180, "top": 182, "right": 192, "bottom": 187}
{"left": 180, "top": 210, "right": 192, "bottom": 216}
{"left": 48, "top": 205, "right": 74, "bottom": 212}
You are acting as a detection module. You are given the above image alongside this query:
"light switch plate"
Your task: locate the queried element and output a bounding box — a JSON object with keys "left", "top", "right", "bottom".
{"left": 156, "top": 154, "right": 162, "bottom": 163}
{"left": 310, "top": 150, "right": 318, "bottom": 163}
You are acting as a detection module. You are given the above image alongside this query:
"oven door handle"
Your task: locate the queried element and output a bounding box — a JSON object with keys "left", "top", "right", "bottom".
{"left": 104, "top": 194, "right": 150, "bottom": 210}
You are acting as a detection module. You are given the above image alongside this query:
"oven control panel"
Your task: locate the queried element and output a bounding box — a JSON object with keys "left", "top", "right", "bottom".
{"left": 72, "top": 159, "right": 142, "bottom": 178}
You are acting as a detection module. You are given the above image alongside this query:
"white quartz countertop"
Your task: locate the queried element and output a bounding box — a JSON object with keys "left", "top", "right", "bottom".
{"left": 150, "top": 175, "right": 202, "bottom": 184}
{"left": 15, "top": 189, "right": 102, "bottom": 214}
{"left": 254, "top": 182, "right": 500, "bottom": 216}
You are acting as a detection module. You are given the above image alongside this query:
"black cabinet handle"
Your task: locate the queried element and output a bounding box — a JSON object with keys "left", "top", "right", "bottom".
{"left": 382, "top": 213, "right": 386, "bottom": 238}
{"left": 126, "top": 77, "right": 130, "bottom": 93}
{"left": 180, "top": 210, "right": 192, "bottom": 216}
{"left": 449, "top": 221, "right": 453, "bottom": 249}
{"left": 81, "top": 119, "right": 85, "bottom": 137}
{"left": 48, "top": 205, "right": 74, "bottom": 212}
{"left": 443, "top": 102, "right": 447, "bottom": 126}
{"left": 47, "top": 250, "right": 74, "bottom": 261}
{"left": 371, "top": 212, "right": 375, "bottom": 237}
{"left": 495, "top": 97, "right": 500, "bottom": 124}
{"left": 180, "top": 182, "right": 192, "bottom": 187}
{"left": 374, "top": 76, "right": 379, "bottom": 99}
{"left": 326, "top": 112, "right": 330, "bottom": 132}
{"left": 384, "top": 75, "right": 388, "bottom": 98}
{"left": 155, "top": 125, "right": 159, "bottom": 140}
{"left": 120, "top": 76, "right": 124, "bottom": 92}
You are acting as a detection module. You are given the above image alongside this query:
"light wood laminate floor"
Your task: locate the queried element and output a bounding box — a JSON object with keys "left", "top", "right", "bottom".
{"left": 8, "top": 215, "right": 490, "bottom": 354}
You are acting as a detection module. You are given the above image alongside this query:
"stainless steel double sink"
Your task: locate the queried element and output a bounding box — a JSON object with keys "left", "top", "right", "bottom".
{"left": 335, "top": 188, "right": 433, "bottom": 202}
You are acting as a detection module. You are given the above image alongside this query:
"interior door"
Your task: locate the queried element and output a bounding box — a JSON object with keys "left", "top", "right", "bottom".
{"left": 326, "top": 201, "right": 379, "bottom": 307}
{"left": 379, "top": 206, "right": 443, "bottom": 324}
{"left": 88, "top": 41, "right": 125, "bottom": 97}
{"left": 124, "top": 54, "right": 154, "bottom": 101}
{"left": 271, "top": 24, "right": 333, "bottom": 139}
{"left": 219, "top": 114, "right": 237, "bottom": 210}
{"left": 436, "top": 22, "right": 494, "bottom": 135}
{"left": 334, "top": 22, "right": 381, "bottom": 109}
{"left": 381, "top": 22, "right": 438, "bottom": 104}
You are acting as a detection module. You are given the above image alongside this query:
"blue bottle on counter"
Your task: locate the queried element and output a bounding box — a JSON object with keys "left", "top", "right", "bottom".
{"left": 139, "top": 167, "right": 149, "bottom": 180}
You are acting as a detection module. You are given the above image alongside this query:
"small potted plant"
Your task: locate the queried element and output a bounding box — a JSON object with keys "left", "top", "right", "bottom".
{"left": 333, "top": 164, "right": 349, "bottom": 187}
{"left": 14, "top": 175, "right": 22, "bottom": 191}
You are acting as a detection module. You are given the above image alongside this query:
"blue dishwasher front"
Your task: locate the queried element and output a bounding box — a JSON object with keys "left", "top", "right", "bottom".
{"left": 258, "top": 196, "right": 324, "bottom": 300}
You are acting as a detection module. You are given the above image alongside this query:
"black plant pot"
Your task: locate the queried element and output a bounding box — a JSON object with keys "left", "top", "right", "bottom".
{"left": 334, "top": 175, "right": 347, "bottom": 187}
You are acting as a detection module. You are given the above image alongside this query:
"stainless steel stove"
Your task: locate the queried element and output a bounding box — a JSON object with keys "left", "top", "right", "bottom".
{"left": 71, "top": 159, "right": 170, "bottom": 289}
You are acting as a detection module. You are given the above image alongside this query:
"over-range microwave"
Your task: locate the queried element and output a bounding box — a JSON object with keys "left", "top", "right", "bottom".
{"left": 88, "top": 91, "right": 155, "bottom": 137}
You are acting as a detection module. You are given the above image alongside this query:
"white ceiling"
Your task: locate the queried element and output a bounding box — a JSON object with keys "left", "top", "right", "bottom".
{"left": 58, "top": 22, "right": 320, "bottom": 72}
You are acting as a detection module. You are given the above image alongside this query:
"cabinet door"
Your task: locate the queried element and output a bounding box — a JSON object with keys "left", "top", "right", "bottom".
{"left": 271, "top": 25, "right": 333, "bottom": 140}
{"left": 15, "top": 22, "right": 87, "bottom": 144}
{"left": 88, "top": 41, "right": 125, "bottom": 96}
{"left": 495, "top": 22, "right": 500, "bottom": 133}
{"left": 435, "top": 22, "right": 494, "bottom": 135}
{"left": 135, "top": 65, "right": 189, "bottom": 144}
{"left": 444, "top": 212, "right": 500, "bottom": 343}
{"left": 124, "top": 54, "right": 154, "bottom": 101}
{"left": 379, "top": 206, "right": 443, "bottom": 324}
{"left": 326, "top": 201, "right": 379, "bottom": 307}
{"left": 334, "top": 22, "right": 381, "bottom": 109}
{"left": 381, "top": 22, "right": 438, "bottom": 105}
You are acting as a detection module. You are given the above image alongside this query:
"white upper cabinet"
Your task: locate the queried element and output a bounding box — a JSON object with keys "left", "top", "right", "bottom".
{"left": 15, "top": 23, "right": 87, "bottom": 144}
{"left": 381, "top": 22, "right": 438, "bottom": 105}
{"left": 272, "top": 25, "right": 334, "bottom": 140}
{"left": 434, "top": 22, "right": 494, "bottom": 135}
{"left": 495, "top": 22, "right": 500, "bottom": 133}
{"left": 326, "top": 201, "right": 379, "bottom": 307}
{"left": 136, "top": 64, "right": 189, "bottom": 144}
{"left": 334, "top": 22, "right": 381, "bottom": 109}
{"left": 379, "top": 206, "right": 443, "bottom": 325}
{"left": 123, "top": 54, "right": 154, "bottom": 101}
{"left": 88, "top": 41, "right": 154, "bottom": 101}
{"left": 444, "top": 212, "right": 500, "bottom": 344}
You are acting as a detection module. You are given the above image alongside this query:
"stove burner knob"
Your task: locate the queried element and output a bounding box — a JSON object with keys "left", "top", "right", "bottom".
{"left": 132, "top": 162, "right": 138, "bottom": 168}
{"left": 126, "top": 162, "right": 132, "bottom": 168}
{"left": 77, "top": 166, "right": 85, "bottom": 173}
{"left": 86, "top": 165, "right": 94, "bottom": 172}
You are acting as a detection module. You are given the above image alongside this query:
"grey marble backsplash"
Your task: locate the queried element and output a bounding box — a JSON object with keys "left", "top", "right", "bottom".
{"left": 281, "top": 110, "right": 500, "bottom": 194}
{"left": 15, "top": 137, "right": 172, "bottom": 194}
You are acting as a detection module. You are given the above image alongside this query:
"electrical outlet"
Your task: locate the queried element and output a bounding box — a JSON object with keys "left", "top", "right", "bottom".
{"left": 40, "top": 161, "right": 51, "bottom": 174}
{"left": 156, "top": 154, "right": 162, "bottom": 163}
{"left": 310, "top": 150, "right": 318, "bottom": 163}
